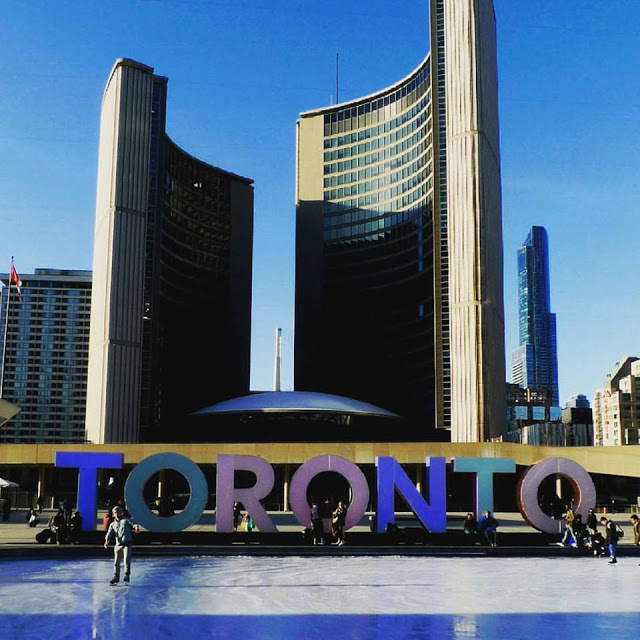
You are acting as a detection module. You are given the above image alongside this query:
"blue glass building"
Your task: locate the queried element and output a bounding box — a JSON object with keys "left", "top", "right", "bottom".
{"left": 512, "top": 226, "right": 559, "bottom": 405}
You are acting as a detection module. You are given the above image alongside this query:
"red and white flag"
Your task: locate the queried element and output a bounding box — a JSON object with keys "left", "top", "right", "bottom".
{"left": 10, "top": 263, "right": 22, "bottom": 302}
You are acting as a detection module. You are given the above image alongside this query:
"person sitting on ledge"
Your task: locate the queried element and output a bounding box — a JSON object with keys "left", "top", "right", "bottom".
{"left": 463, "top": 513, "right": 478, "bottom": 543}
{"left": 479, "top": 511, "right": 499, "bottom": 547}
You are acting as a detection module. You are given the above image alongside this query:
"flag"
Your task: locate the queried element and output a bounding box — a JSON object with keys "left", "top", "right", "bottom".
{"left": 10, "top": 263, "right": 21, "bottom": 302}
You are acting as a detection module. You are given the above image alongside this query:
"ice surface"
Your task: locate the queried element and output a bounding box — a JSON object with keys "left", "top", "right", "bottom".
{"left": 1, "top": 556, "right": 638, "bottom": 639}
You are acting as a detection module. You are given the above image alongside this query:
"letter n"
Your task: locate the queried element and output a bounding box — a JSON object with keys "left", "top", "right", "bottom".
{"left": 375, "top": 456, "right": 446, "bottom": 533}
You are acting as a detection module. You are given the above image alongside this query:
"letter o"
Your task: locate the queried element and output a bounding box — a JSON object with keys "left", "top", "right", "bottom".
{"left": 124, "top": 453, "right": 208, "bottom": 533}
{"left": 517, "top": 457, "right": 596, "bottom": 534}
{"left": 289, "top": 455, "right": 369, "bottom": 530}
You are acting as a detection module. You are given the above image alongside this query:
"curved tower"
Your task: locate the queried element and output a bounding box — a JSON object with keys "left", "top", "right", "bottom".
{"left": 295, "top": 0, "right": 505, "bottom": 442}
{"left": 86, "top": 59, "right": 253, "bottom": 443}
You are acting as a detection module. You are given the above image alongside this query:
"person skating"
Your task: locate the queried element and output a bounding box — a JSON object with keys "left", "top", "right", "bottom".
{"left": 104, "top": 506, "right": 139, "bottom": 585}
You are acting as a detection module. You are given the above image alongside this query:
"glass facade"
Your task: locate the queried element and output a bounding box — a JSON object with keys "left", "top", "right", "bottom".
{"left": 512, "top": 226, "right": 559, "bottom": 406}
{"left": 0, "top": 269, "right": 91, "bottom": 443}
{"left": 296, "top": 0, "right": 505, "bottom": 441}
{"left": 138, "top": 79, "right": 252, "bottom": 442}
{"left": 296, "top": 56, "right": 440, "bottom": 428}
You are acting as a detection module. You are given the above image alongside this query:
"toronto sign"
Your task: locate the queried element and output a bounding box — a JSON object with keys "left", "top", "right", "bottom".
{"left": 55, "top": 452, "right": 596, "bottom": 535}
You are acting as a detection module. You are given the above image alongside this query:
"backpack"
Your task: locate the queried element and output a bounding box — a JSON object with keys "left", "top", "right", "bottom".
{"left": 615, "top": 524, "right": 624, "bottom": 539}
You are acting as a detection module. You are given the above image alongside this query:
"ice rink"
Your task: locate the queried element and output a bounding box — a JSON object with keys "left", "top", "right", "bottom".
{"left": 1, "top": 555, "right": 639, "bottom": 639}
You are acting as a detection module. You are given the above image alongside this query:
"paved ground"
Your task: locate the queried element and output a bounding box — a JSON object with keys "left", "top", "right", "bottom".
{"left": 0, "top": 508, "right": 635, "bottom": 546}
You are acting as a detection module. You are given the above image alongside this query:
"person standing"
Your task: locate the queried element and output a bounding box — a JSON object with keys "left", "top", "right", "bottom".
{"left": 104, "top": 506, "right": 139, "bottom": 585}
{"left": 332, "top": 501, "right": 347, "bottom": 546}
{"left": 69, "top": 511, "right": 83, "bottom": 544}
{"left": 310, "top": 502, "right": 324, "bottom": 545}
{"left": 600, "top": 516, "right": 620, "bottom": 564}
{"left": 630, "top": 514, "right": 640, "bottom": 547}
{"left": 559, "top": 507, "right": 576, "bottom": 547}
{"left": 233, "top": 502, "right": 242, "bottom": 532}
{"left": 2, "top": 496, "right": 12, "bottom": 522}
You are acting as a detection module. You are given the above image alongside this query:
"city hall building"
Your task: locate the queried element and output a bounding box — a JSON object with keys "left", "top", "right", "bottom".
{"left": 294, "top": 0, "right": 506, "bottom": 443}
{"left": 86, "top": 59, "right": 254, "bottom": 445}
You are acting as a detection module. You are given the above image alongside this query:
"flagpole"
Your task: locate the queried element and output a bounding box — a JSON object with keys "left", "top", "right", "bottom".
{"left": 0, "top": 257, "right": 14, "bottom": 399}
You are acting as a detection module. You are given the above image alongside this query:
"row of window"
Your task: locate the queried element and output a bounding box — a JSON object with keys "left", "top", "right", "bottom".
{"left": 323, "top": 169, "right": 433, "bottom": 216}
{"left": 322, "top": 66, "right": 430, "bottom": 136}
{"left": 324, "top": 125, "right": 430, "bottom": 178}
{"left": 324, "top": 149, "right": 431, "bottom": 190}
{"left": 323, "top": 201, "right": 430, "bottom": 243}
{"left": 323, "top": 102, "right": 431, "bottom": 162}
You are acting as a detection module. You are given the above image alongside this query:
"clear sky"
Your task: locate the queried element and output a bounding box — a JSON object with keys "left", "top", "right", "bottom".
{"left": 1, "top": 1, "right": 638, "bottom": 406}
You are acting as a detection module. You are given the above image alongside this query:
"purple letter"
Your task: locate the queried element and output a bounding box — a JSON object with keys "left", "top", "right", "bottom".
{"left": 375, "top": 457, "right": 446, "bottom": 533}
{"left": 453, "top": 457, "right": 516, "bottom": 517}
{"left": 289, "top": 455, "right": 369, "bottom": 530}
{"left": 517, "top": 458, "right": 596, "bottom": 534}
{"left": 215, "top": 455, "right": 277, "bottom": 532}
{"left": 55, "top": 452, "right": 124, "bottom": 531}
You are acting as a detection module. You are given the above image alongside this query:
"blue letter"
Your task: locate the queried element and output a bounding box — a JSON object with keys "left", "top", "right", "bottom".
{"left": 453, "top": 457, "right": 516, "bottom": 517}
{"left": 55, "top": 452, "right": 124, "bottom": 531}
{"left": 375, "top": 456, "right": 446, "bottom": 533}
{"left": 124, "top": 453, "right": 208, "bottom": 533}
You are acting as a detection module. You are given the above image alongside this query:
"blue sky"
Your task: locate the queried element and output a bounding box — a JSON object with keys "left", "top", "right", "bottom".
{"left": 1, "top": 1, "right": 638, "bottom": 406}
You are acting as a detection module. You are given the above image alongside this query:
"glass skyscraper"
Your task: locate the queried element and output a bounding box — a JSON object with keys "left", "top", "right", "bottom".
{"left": 512, "top": 226, "right": 559, "bottom": 405}
{"left": 295, "top": 0, "right": 506, "bottom": 442}
{"left": 86, "top": 59, "right": 254, "bottom": 444}
{"left": 0, "top": 269, "right": 91, "bottom": 443}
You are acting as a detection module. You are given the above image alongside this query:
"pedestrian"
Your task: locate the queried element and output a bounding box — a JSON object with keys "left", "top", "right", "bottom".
{"left": 479, "top": 511, "right": 499, "bottom": 547}
{"left": 69, "top": 511, "right": 83, "bottom": 544}
{"left": 26, "top": 508, "right": 39, "bottom": 528}
{"left": 558, "top": 507, "right": 576, "bottom": 547}
{"left": 332, "top": 501, "right": 347, "bottom": 545}
{"left": 2, "top": 496, "right": 12, "bottom": 522}
{"left": 233, "top": 502, "right": 242, "bottom": 532}
{"left": 36, "top": 495, "right": 44, "bottom": 514}
{"left": 310, "top": 501, "right": 324, "bottom": 545}
{"left": 50, "top": 509, "right": 67, "bottom": 544}
{"left": 103, "top": 509, "right": 113, "bottom": 532}
{"left": 630, "top": 514, "right": 640, "bottom": 546}
{"left": 600, "top": 515, "right": 620, "bottom": 564}
{"left": 63, "top": 498, "right": 73, "bottom": 526}
{"left": 104, "top": 506, "right": 140, "bottom": 585}
{"left": 241, "top": 512, "right": 254, "bottom": 532}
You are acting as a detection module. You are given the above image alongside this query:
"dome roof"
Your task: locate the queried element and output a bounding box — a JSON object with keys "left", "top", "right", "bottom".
{"left": 194, "top": 391, "right": 399, "bottom": 418}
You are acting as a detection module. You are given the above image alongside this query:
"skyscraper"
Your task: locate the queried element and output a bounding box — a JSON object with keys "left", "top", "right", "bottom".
{"left": 512, "top": 226, "right": 559, "bottom": 406}
{"left": 0, "top": 269, "right": 91, "bottom": 443}
{"left": 86, "top": 59, "right": 254, "bottom": 444}
{"left": 294, "top": 0, "right": 505, "bottom": 442}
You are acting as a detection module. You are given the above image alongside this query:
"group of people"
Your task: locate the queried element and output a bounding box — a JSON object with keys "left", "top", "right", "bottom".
{"left": 47, "top": 508, "right": 83, "bottom": 544}
{"left": 463, "top": 511, "right": 500, "bottom": 546}
{"left": 558, "top": 507, "right": 640, "bottom": 564}
{"left": 310, "top": 499, "right": 347, "bottom": 545}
